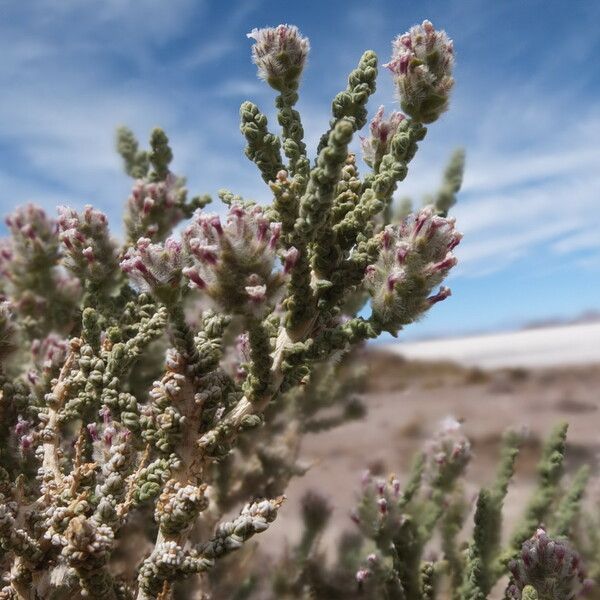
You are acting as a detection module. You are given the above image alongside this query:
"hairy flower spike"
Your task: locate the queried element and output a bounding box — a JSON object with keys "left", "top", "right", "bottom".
{"left": 424, "top": 416, "right": 471, "bottom": 487}
{"left": 57, "top": 205, "right": 118, "bottom": 289}
{"left": 2, "top": 204, "right": 80, "bottom": 335}
{"left": 120, "top": 237, "right": 183, "bottom": 304}
{"left": 121, "top": 128, "right": 210, "bottom": 244}
{"left": 247, "top": 24, "right": 310, "bottom": 91}
{"left": 385, "top": 20, "right": 455, "bottom": 123}
{"left": 361, "top": 105, "right": 405, "bottom": 169}
{"left": 5, "top": 204, "right": 59, "bottom": 264}
{"left": 364, "top": 206, "right": 461, "bottom": 331}
{"left": 509, "top": 529, "right": 591, "bottom": 600}
{"left": 125, "top": 174, "right": 190, "bottom": 243}
{"left": 182, "top": 204, "right": 284, "bottom": 315}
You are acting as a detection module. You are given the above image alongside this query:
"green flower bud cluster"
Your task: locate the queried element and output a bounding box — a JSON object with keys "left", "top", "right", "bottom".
{"left": 133, "top": 457, "right": 174, "bottom": 505}
{"left": 198, "top": 497, "right": 284, "bottom": 559}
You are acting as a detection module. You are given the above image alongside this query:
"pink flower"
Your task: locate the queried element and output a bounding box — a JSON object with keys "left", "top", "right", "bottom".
{"left": 364, "top": 207, "right": 461, "bottom": 330}
{"left": 282, "top": 246, "right": 299, "bottom": 273}
{"left": 125, "top": 173, "right": 186, "bottom": 242}
{"left": 57, "top": 205, "right": 117, "bottom": 284}
{"left": 509, "top": 528, "right": 589, "bottom": 599}
{"left": 355, "top": 568, "right": 370, "bottom": 584}
{"left": 247, "top": 24, "right": 310, "bottom": 90}
{"left": 182, "top": 204, "right": 284, "bottom": 315}
{"left": 423, "top": 416, "right": 471, "bottom": 484}
{"left": 5, "top": 204, "right": 59, "bottom": 263}
{"left": 360, "top": 106, "right": 405, "bottom": 168}
{"left": 385, "top": 20, "right": 455, "bottom": 123}
{"left": 120, "top": 237, "right": 183, "bottom": 301}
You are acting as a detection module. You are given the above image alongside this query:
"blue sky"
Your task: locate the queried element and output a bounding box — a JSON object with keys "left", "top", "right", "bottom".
{"left": 1, "top": 0, "right": 599, "bottom": 339}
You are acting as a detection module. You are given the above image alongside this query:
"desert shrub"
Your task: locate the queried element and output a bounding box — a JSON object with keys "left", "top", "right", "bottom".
{"left": 268, "top": 422, "right": 597, "bottom": 600}
{"left": 0, "top": 17, "right": 583, "bottom": 600}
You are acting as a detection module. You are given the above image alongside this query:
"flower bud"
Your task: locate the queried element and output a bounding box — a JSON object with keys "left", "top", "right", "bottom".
{"left": 424, "top": 416, "right": 471, "bottom": 486}
{"left": 15, "top": 415, "right": 34, "bottom": 452}
{"left": 356, "top": 568, "right": 370, "bottom": 584}
{"left": 5, "top": 204, "right": 59, "bottom": 266}
{"left": 125, "top": 173, "right": 189, "bottom": 243}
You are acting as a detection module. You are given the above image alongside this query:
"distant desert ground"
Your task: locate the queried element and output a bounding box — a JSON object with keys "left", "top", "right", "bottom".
{"left": 263, "top": 322, "right": 600, "bottom": 569}
{"left": 380, "top": 321, "right": 600, "bottom": 369}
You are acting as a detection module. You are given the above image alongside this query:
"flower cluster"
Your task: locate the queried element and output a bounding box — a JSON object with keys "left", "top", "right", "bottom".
{"left": 364, "top": 206, "right": 461, "bottom": 331}
{"left": 424, "top": 416, "right": 472, "bottom": 487}
{"left": 125, "top": 173, "right": 187, "bottom": 242}
{"left": 182, "top": 204, "right": 285, "bottom": 315}
{"left": 342, "top": 418, "right": 472, "bottom": 598}
{"left": 360, "top": 105, "right": 405, "bottom": 169}
{"left": 353, "top": 470, "right": 402, "bottom": 532}
{"left": 385, "top": 20, "right": 455, "bottom": 123}
{"left": 2, "top": 204, "right": 80, "bottom": 334}
{"left": 267, "top": 423, "right": 597, "bottom": 600}
{"left": 57, "top": 205, "right": 118, "bottom": 288}
{"left": 120, "top": 237, "right": 184, "bottom": 304}
{"left": 509, "top": 528, "right": 592, "bottom": 600}
{"left": 247, "top": 24, "right": 310, "bottom": 90}
{"left": 5, "top": 203, "right": 59, "bottom": 266}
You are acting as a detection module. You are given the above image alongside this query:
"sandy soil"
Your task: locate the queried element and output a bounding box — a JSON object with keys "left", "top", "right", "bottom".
{"left": 263, "top": 351, "right": 600, "bottom": 557}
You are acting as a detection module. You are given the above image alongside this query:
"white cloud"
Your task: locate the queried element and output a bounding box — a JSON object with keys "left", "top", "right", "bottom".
{"left": 552, "top": 229, "right": 600, "bottom": 255}
{"left": 213, "top": 79, "right": 268, "bottom": 98}
{"left": 181, "top": 40, "right": 237, "bottom": 70}
{"left": 451, "top": 148, "right": 600, "bottom": 276}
